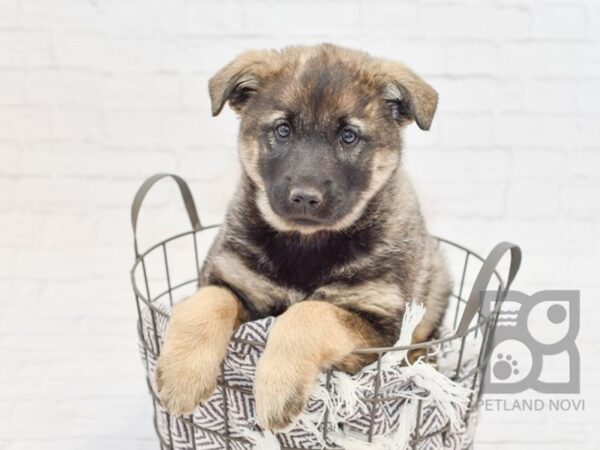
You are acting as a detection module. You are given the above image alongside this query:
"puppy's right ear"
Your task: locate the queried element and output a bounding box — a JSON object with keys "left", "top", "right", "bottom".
{"left": 208, "top": 50, "right": 276, "bottom": 116}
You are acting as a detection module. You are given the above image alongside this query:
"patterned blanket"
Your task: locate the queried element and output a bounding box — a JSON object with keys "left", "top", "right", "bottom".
{"left": 139, "top": 303, "right": 480, "bottom": 450}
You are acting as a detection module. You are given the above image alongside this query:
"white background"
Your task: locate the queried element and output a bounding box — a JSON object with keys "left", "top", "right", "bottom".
{"left": 1, "top": 0, "right": 599, "bottom": 449}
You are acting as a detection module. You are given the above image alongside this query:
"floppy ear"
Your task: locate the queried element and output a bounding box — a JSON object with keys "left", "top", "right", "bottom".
{"left": 208, "top": 50, "right": 276, "bottom": 116}
{"left": 379, "top": 62, "right": 438, "bottom": 130}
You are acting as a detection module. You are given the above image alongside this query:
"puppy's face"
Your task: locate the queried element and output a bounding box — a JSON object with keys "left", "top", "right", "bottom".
{"left": 209, "top": 45, "right": 438, "bottom": 233}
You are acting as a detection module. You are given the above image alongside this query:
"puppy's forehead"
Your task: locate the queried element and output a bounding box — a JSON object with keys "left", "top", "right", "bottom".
{"left": 263, "top": 52, "right": 381, "bottom": 124}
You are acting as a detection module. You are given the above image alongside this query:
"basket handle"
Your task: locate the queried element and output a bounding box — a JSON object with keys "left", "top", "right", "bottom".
{"left": 454, "top": 241, "right": 522, "bottom": 338}
{"left": 131, "top": 173, "right": 202, "bottom": 257}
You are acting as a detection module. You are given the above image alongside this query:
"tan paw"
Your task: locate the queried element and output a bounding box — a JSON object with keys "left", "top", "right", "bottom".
{"left": 156, "top": 347, "right": 221, "bottom": 415}
{"left": 254, "top": 355, "right": 318, "bottom": 431}
{"left": 155, "top": 287, "right": 240, "bottom": 416}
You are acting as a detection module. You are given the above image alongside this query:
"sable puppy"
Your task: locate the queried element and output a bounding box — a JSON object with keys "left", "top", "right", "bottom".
{"left": 156, "top": 44, "right": 452, "bottom": 431}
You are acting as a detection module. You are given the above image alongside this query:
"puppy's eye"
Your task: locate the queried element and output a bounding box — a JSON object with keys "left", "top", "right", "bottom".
{"left": 340, "top": 128, "right": 358, "bottom": 145}
{"left": 275, "top": 123, "right": 291, "bottom": 139}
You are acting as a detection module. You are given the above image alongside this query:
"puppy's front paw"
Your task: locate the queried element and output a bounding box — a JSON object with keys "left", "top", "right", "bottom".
{"left": 254, "top": 356, "right": 318, "bottom": 431}
{"left": 154, "top": 287, "right": 240, "bottom": 416}
{"left": 156, "top": 348, "right": 220, "bottom": 416}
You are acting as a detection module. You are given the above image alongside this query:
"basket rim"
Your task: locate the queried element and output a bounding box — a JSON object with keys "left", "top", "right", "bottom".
{"left": 130, "top": 226, "right": 505, "bottom": 354}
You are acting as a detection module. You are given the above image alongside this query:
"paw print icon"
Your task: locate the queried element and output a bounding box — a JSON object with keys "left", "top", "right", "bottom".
{"left": 493, "top": 353, "right": 520, "bottom": 380}
{"left": 482, "top": 290, "right": 580, "bottom": 394}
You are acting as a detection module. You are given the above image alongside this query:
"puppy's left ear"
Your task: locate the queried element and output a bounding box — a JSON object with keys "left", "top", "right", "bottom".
{"left": 379, "top": 62, "right": 438, "bottom": 130}
{"left": 209, "top": 50, "right": 276, "bottom": 116}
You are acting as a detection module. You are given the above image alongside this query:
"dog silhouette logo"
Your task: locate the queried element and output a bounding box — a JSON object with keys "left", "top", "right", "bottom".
{"left": 482, "top": 290, "right": 580, "bottom": 394}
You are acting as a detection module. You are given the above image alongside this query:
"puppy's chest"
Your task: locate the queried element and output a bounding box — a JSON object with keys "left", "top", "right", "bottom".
{"left": 216, "top": 225, "right": 378, "bottom": 318}
{"left": 239, "top": 253, "right": 338, "bottom": 318}
{"left": 257, "top": 235, "right": 369, "bottom": 292}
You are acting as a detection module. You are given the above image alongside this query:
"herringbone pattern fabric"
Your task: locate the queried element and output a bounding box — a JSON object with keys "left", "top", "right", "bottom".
{"left": 139, "top": 307, "right": 478, "bottom": 449}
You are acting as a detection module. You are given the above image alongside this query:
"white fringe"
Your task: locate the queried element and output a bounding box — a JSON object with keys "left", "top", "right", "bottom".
{"left": 390, "top": 399, "right": 419, "bottom": 450}
{"left": 332, "top": 371, "right": 362, "bottom": 421}
{"left": 243, "top": 429, "right": 281, "bottom": 450}
{"left": 295, "top": 411, "right": 328, "bottom": 448}
{"left": 381, "top": 301, "right": 426, "bottom": 369}
{"left": 331, "top": 431, "right": 394, "bottom": 449}
{"left": 401, "top": 363, "right": 471, "bottom": 432}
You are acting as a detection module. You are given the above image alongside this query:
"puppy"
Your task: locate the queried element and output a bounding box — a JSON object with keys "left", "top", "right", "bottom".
{"left": 156, "top": 44, "right": 451, "bottom": 431}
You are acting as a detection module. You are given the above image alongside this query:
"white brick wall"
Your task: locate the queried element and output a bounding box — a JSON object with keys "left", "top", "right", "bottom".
{"left": 0, "top": 0, "right": 599, "bottom": 449}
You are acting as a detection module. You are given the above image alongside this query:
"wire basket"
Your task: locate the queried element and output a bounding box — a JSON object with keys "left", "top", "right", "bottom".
{"left": 130, "top": 174, "right": 521, "bottom": 450}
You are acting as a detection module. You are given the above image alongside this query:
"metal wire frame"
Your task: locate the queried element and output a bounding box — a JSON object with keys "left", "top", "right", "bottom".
{"left": 130, "top": 223, "right": 512, "bottom": 450}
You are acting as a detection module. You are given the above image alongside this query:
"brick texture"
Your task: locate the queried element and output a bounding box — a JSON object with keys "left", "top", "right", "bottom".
{"left": 1, "top": 0, "right": 599, "bottom": 449}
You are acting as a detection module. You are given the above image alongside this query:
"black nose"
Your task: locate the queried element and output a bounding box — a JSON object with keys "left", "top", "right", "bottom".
{"left": 289, "top": 187, "right": 323, "bottom": 209}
